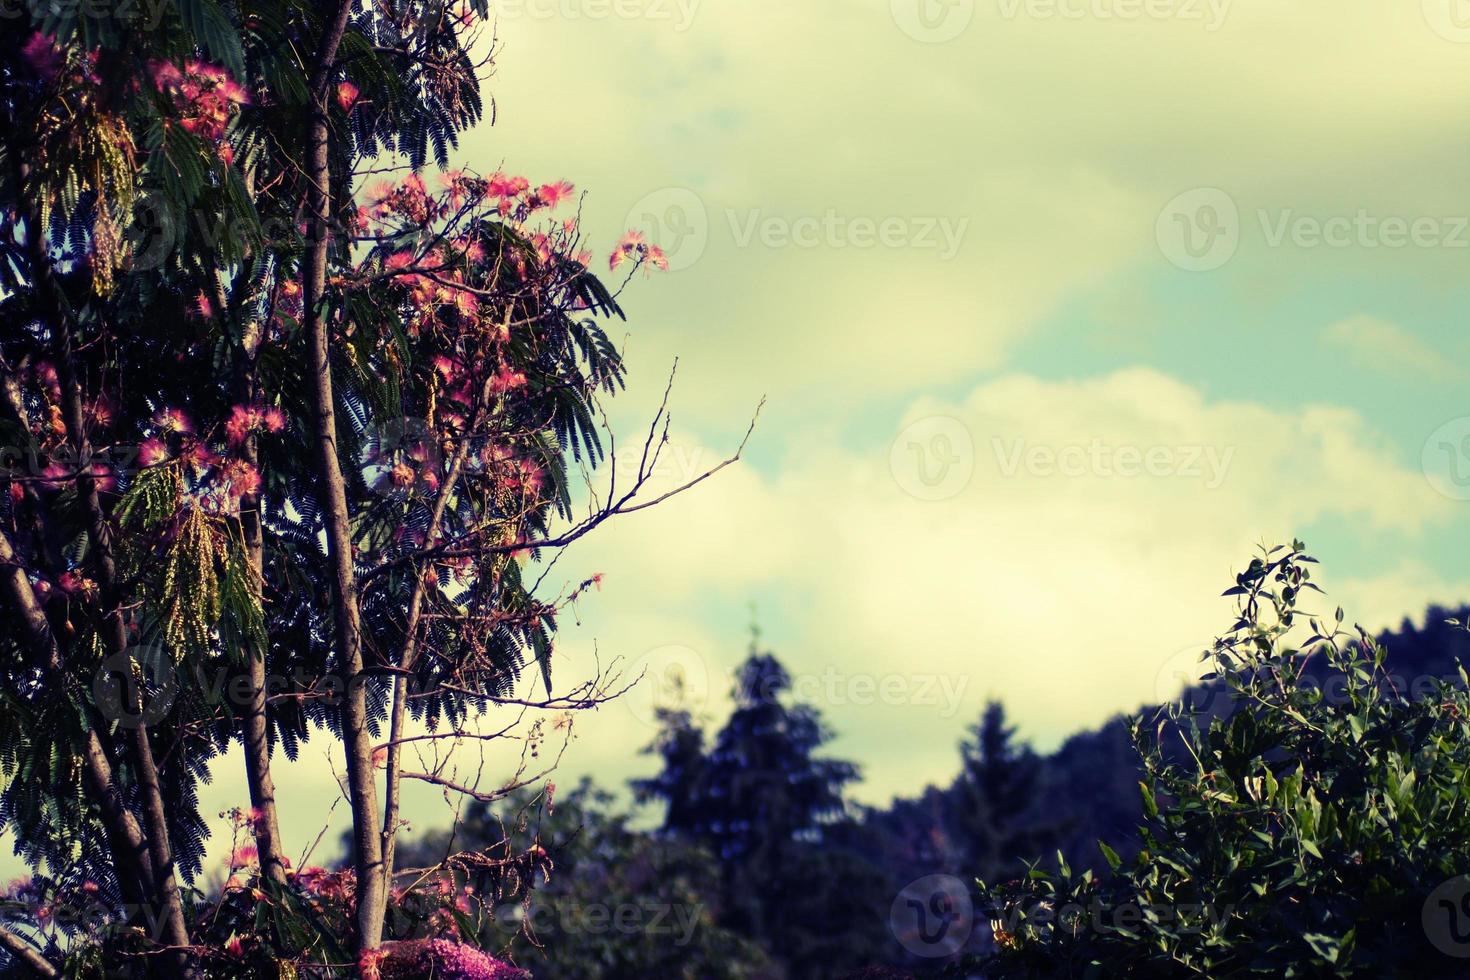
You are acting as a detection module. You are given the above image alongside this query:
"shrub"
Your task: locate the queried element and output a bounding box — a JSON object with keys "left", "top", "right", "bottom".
{"left": 978, "top": 543, "right": 1470, "bottom": 978}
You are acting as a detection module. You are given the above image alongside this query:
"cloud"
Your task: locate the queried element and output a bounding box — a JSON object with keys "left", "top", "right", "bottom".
{"left": 1322, "top": 315, "right": 1460, "bottom": 381}
{"left": 11, "top": 373, "right": 1460, "bottom": 885}
{"left": 456, "top": 0, "right": 1470, "bottom": 421}
{"left": 543, "top": 368, "right": 1469, "bottom": 803}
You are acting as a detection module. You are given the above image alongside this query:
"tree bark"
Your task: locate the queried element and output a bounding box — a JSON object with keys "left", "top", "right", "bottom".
{"left": 51, "top": 343, "right": 196, "bottom": 979}
{"left": 14, "top": 160, "right": 193, "bottom": 976}
{"left": 223, "top": 266, "right": 290, "bottom": 887}
{"left": 0, "top": 923, "right": 58, "bottom": 978}
{"left": 301, "top": 0, "right": 388, "bottom": 961}
{"left": 0, "top": 525, "right": 156, "bottom": 906}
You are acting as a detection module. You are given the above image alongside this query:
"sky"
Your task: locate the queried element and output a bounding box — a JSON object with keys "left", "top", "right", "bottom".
{"left": 20, "top": 0, "right": 1470, "bottom": 883}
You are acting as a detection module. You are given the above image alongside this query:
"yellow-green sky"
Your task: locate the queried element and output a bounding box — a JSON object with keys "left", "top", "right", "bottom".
{"left": 53, "top": 0, "right": 1470, "bottom": 881}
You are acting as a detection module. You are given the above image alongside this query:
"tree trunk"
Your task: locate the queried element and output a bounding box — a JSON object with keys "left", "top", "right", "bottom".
{"left": 227, "top": 275, "right": 290, "bottom": 887}
{"left": 52, "top": 348, "right": 196, "bottom": 979}
{"left": 0, "top": 525, "right": 156, "bottom": 908}
{"left": 302, "top": 0, "right": 389, "bottom": 960}
{"left": 15, "top": 161, "right": 195, "bottom": 977}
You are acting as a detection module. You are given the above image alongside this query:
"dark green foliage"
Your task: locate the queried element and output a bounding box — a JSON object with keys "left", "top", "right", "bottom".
{"left": 978, "top": 544, "right": 1470, "bottom": 978}
{"left": 394, "top": 780, "right": 776, "bottom": 980}
{"left": 635, "top": 643, "right": 890, "bottom": 978}
{"left": 948, "top": 701, "right": 1060, "bottom": 885}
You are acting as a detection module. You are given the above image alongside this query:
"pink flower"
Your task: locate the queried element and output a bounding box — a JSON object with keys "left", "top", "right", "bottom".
{"left": 447, "top": 286, "right": 478, "bottom": 318}
{"left": 222, "top": 459, "right": 261, "bottom": 499}
{"left": 225, "top": 405, "right": 256, "bottom": 445}
{"left": 22, "top": 33, "right": 62, "bottom": 82}
{"left": 488, "top": 367, "right": 527, "bottom": 395}
{"left": 608, "top": 230, "right": 647, "bottom": 271}
{"left": 229, "top": 843, "right": 258, "bottom": 869}
{"left": 378, "top": 939, "right": 530, "bottom": 980}
{"left": 32, "top": 361, "right": 60, "bottom": 397}
{"left": 336, "top": 80, "right": 360, "bottom": 111}
{"left": 486, "top": 173, "right": 530, "bottom": 199}
{"left": 58, "top": 571, "right": 93, "bottom": 594}
{"left": 90, "top": 462, "right": 117, "bottom": 493}
{"left": 151, "top": 60, "right": 246, "bottom": 144}
{"left": 139, "top": 438, "right": 169, "bottom": 467}
{"left": 534, "top": 180, "right": 575, "bottom": 210}
{"left": 608, "top": 231, "right": 668, "bottom": 274}
{"left": 149, "top": 60, "right": 183, "bottom": 90}
{"left": 456, "top": 237, "right": 486, "bottom": 264}
{"left": 225, "top": 404, "right": 284, "bottom": 443}
{"left": 154, "top": 407, "right": 193, "bottom": 434}
{"left": 39, "top": 461, "right": 69, "bottom": 490}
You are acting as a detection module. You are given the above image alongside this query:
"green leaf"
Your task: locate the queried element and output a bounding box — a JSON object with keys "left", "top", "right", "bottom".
{"left": 176, "top": 0, "right": 247, "bottom": 81}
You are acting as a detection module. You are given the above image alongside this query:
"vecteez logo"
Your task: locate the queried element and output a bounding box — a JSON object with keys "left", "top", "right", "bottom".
{"left": 889, "top": 874, "right": 974, "bottom": 957}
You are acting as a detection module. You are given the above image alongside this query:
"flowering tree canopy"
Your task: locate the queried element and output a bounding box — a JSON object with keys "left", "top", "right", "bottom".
{"left": 0, "top": 3, "right": 725, "bottom": 976}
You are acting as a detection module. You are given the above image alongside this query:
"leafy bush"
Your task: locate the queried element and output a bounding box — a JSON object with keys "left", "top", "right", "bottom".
{"left": 978, "top": 543, "right": 1470, "bottom": 978}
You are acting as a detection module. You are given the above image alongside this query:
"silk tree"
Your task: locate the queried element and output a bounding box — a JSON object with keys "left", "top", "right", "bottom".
{"left": 0, "top": 4, "right": 738, "bottom": 975}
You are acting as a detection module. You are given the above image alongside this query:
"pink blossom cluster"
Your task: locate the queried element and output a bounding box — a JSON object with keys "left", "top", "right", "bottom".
{"left": 21, "top": 33, "right": 63, "bottom": 82}
{"left": 136, "top": 406, "right": 268, "bottom": 510}
{"left": 608, "top": 230, "right": 669, "bottom": 273}
{"left": 224, "top": 403, "right": 287, "bottom": 445}
{"left": 149, "top": 59, "right": 248, "bottom": 152}
{"left": 374, "top": 939, "right": 530, "bottom": 980}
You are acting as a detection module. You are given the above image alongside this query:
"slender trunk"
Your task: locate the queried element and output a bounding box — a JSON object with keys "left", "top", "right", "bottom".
{"left": 381, "top": 362, "right": 501, "bottom": 883}
{"left": 0, "top": 923, "right": 58, "bottom": 978}
{"left": 224, "top": 267, "right": 289, "bottom": 886}
{"left": 0, "top": 525, "right": 155, "bottom": 906}
{"left": 303, "top": 1, "right": 387, "bottom": 959}
{"left": 52, "top": 348, "right": 196, "bottom": 977}
{"left": 0, "top": 367, "right": 63, "bottom": 574}
{"left": 381, "top": 455, "right": 465, "bottom": 882}
{"left": 16, "top": 161, "right": 194, "bottom": 976}
{"left": 237, "top": 464, "right": 288, "bottom": 884}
